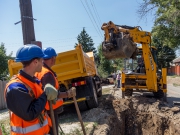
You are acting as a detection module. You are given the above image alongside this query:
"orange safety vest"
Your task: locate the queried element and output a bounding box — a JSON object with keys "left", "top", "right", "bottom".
{"left": 4, "top": 74, "right": 52, "bottom": 135}
{"left": 35, "top": 66, "right": 63, "bottom": 110}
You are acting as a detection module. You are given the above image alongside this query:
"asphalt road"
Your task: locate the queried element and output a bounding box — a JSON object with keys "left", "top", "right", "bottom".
{"left": 167, "top": 84, "right": 180, "bottom": 106}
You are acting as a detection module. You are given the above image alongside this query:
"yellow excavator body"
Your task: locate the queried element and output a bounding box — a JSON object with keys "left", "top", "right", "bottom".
{"left": 101, "top": 21, "right": 167, "bottom": 100}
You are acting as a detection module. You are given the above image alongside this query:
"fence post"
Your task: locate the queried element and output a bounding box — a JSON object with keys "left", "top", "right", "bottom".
{"left": 0, "top": 80, "right": 7, "bottom": 110}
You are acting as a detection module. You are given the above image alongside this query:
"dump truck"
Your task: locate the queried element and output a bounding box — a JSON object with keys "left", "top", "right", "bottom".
{"left": 101, "top": 21, "right": 167, "bottom": 101}
{"left": 8, "top": 44, "right": 102, "bottom": 111}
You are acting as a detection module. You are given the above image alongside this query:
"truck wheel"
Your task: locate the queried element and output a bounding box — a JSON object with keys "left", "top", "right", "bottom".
{"left": 78, "top": 101, "right": 88, "bottom": 111}
{"left": 125, "top": 89, "right": 133, "bottom": 97}
{"left": 97, "top": 86, "right": 102, "bottom": 97}
{"left": 86, "top": 77, "right": 98, "bottom": 109}
{"left": 153, "top": 89, "right": 164, "bottom": 99}
{"left": 94, "top": 76, "right": 102, "bottom": 97}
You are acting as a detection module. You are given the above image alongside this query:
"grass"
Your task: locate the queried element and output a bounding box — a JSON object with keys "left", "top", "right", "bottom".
{"left": 74, "top": 128, "right": 82, "bottom": 135}
{"left": 173, "top": 83, "right": 180, "bottom": 87}
{"left": 93, "top": 122, "right": 98, "bottom": 128}
{"left": 168, "top": 75, "right": 180, "bottom": 78}
{"left": 64, "top": 121, "right": 99, "bottom": 135}
{"left": 0, "top": 123, "right": 9, "bottom": 135}
{"left": 102, "top": 88, "right": 110, "bottom": 95}
{"left": 101, "top": 87, "right": 111, "bottom": 99}
{"left": 59, "top": 114, "right": 78, "bottom": 124}
{"left": 0, "top": 118, "right": 10, "bottom": 135}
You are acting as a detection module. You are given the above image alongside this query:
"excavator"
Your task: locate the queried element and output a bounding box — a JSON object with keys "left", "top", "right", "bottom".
{"left": 101, "top": 21, "right": 167, "bottom": 101}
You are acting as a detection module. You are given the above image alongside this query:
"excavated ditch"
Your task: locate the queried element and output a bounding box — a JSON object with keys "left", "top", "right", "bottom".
{"left": 93, "top": 96, "right": 180, "bottom": 135}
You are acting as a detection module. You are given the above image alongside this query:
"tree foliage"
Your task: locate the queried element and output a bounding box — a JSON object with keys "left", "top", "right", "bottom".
{"left": 0, "top": 43, "right": 13, "bottom": 80}
{"left": 138, "top": 0, "right": 180, "bottom": 48}
{"left": 96, "top": 44, "right": 113, "bottom": 78}
{"left": 96, "top": 44, "right": 125, "bottom": 78}
{"left": 153, "top": 38, "right": 176, "bottom": 68}
{"left": 75, "top": 28, "right": 97, "bottom": 55}
{"left": 113, "top": 59, "right": 124, "bottom": 72}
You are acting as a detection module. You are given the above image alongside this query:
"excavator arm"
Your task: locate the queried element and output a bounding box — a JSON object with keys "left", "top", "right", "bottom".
{"left": 101, "top": 21, "right": 151, "bottom": 45}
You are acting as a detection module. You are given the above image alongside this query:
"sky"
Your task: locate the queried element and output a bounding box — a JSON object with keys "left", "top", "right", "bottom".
{"left": 0, "top": 0, "right": 155, "bottom": 57}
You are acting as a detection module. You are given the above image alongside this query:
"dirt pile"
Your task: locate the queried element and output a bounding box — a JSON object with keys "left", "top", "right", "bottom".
{"left": 92, "top": 96, "right": 180, "bottom": 135}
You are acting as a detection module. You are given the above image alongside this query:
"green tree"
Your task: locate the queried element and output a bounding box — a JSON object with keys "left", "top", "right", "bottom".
{"left": 113, "top": 59, "right": 124, "bottom": 71}
{"left": 96, "top": 44, "right": 113, "bottom": 78}
{"left": 153, "top": 38, "right": 176, "bottom": 69}
{"left": 138, "top": 0, "right": 180, "bottom": 48}
{"left": 75, "top": 28, "right": 97, "bottom": 54}
{"left": 0, "top": 43, "right": 13, "bottom": 80}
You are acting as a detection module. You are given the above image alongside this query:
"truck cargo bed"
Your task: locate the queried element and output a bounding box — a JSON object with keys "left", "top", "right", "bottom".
{"left": 52, "top": 45, "right": 96, "bottom": 82}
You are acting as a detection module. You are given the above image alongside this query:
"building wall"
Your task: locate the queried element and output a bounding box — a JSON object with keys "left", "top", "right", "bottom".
{"left": 175, "top": 65, "right": 180, "bottom": 75}
{"left": 168, "top": 62, "right": 180, "bottom": 76}
{"left": 168, "top": 66, "right": 175, "bottom": 75}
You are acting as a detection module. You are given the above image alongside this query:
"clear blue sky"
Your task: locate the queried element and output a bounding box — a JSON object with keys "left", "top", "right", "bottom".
{"left": 0, "top": 0, "right": 155, "bottom": 57}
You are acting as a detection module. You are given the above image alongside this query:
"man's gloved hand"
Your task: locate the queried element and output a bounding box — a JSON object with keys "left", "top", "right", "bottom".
{"left": 52, "top": 98, "right": 57, "bottom": 105}
{"left": 67, "top": 87, "right": 76, "bottom": 98}
{"left": 44, "top": 83, "right": 58, "bottom": 101}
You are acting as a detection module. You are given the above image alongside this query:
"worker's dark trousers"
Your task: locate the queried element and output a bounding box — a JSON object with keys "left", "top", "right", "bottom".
{"left": 48, "top": 106, "right": 63, "bottom": 135}
{"left": 117, "top": 80, "right": 120, "bottom": 88}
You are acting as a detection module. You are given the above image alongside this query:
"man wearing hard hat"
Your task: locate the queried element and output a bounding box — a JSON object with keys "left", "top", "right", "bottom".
{"left": 4, "top": 44, "right": 58, "bottom": 135}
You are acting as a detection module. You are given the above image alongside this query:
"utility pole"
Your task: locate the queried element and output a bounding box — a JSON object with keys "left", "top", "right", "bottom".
{"left": 19, "top": 0, "right": 35, "bottom": 45}
{"left": 19, "top": 0, "right": 42, "bottom": 48}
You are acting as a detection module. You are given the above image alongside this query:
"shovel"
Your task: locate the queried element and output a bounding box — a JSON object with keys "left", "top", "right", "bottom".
{"left": 73, "top": 96, "right": 86, "bottom": 135}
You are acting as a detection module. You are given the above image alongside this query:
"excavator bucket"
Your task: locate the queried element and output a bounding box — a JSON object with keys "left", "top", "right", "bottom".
{"left": 102, "top": 33, "right": 137, "bottom": 59}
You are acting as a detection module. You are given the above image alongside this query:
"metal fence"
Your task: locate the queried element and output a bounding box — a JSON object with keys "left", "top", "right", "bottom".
{"left": 0, "top": 81, "right": 7, "bottom": 110}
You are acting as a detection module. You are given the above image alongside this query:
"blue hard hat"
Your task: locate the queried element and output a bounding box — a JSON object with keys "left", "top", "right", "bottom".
{"left": 15, "top": 44, "right": 46, "bottom": 62}
{"left": 43, "top": 47, "right": 57, "bottom": 59}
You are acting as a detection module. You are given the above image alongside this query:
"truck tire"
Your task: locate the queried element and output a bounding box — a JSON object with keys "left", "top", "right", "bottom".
{"left": 125, "top": 89, "right": 133, "bottom": 97}
{"left": 86, "top": 77, "right": 98, "bottom": 109}
{"left": 97, "top": 87, "right": 102, "bottom": 97}
{"left": 73, "top": 82, "right": 89, "bottom": 111}
{"left": 153, "top": 89, "right": 164, "bottom": 99}
{"left": 94, "top": 76, "right": 102, "bottom": 97}
{"left": 77, "top": 101, "right": 88, "bottom": 111}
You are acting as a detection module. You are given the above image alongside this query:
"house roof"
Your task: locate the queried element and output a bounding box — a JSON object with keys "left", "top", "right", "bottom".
{"left": 173, "top": 57, "right": 180, "bottom": 63}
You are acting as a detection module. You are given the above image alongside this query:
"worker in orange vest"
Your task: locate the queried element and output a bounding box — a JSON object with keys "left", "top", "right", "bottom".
{"left": 35, "top": 47, "right": 76, "bottom": 135}
{"left": 4, "top": 44, "right": 58, "bottom": 135}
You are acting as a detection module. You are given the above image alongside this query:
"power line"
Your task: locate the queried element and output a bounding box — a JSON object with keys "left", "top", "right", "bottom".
{"left": 90, "top": 0, "right": 102, "bottom": 26}
{"left": 3, "top": 36, "right": 99, "bottom": 46}
{"left": 0, "top": 27, "right": 95, "bottom": 35}
{"left": 4, "top": 40, "right": 102, "bottom": 47}
{"left": 84, "top": 0, "right": 103, "bottom": 38}
{"left": 80, "top": 0, "right": 102, "bottom": 39}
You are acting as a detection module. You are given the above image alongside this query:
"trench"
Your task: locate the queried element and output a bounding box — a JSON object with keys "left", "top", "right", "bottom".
{"left": 99, "top": 97, "right": 180, "bottom": 135}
